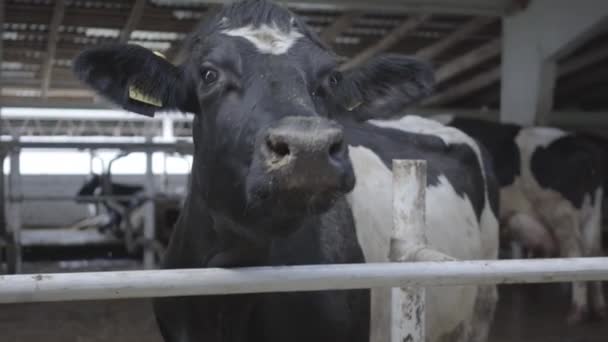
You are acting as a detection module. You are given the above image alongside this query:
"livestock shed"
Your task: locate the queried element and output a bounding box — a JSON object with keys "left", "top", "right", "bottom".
{"left": 1, "top": 0, "right": 608, "bottom": 341}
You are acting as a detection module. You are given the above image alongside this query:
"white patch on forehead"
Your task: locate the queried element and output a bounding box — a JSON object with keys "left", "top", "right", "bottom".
{"left": 221, "top": 23, "right": 303, "bottom": 55}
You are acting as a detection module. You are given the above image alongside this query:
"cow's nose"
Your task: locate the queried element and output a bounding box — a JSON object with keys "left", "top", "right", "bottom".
{"left": 261, "top": 117, "right": 351, "bottom": 190}
{"left": 265, "top": 125, "right": 344, "bottom": 161}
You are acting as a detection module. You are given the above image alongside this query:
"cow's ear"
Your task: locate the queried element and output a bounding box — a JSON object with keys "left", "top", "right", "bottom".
{"left": 73, "top": 44, "right": 197, "bottom": 116}
{"left": 336, "top": 54, "right": 434, "bottom": 121}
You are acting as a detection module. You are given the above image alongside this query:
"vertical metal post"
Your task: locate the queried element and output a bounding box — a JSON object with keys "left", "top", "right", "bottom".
{"left": 0, "top": 149, "right": 6, "bottom": 274}
{"left": 162, "top": 116, "right": 174, "bottom": 141}
{"left": 8, "top": 142, "right": 22, "bottom": 274}
{"left": 391, "top": 160, "right": 427, "bottom": 342}
{"left": 0, "top": 150, "right": 6, "bottom": 239}
{"left": 143, "top": 138, "right": 156, "bottom": 269}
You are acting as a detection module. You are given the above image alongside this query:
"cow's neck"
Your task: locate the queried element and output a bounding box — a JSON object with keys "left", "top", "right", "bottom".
{"left": 168, "top": 162, "right": 306, "bottom": 268}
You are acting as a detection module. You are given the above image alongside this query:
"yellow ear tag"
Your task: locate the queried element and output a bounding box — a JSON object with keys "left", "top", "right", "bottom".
{"left": 152, "top": 51, "right": 167, "bottom": 59}
{"left": 128, "top": 50, "right": 166, "bottom": 107}
{"left": 128, "top": 86, "right": 163, "bottom": 107}
{"left": 346, "top": 101, "right": 363, "bottom": 112}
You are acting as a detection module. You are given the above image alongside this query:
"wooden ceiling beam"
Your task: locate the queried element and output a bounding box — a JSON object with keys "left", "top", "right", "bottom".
{"left": 559, "top": 44, "right": 608, "bottom": 77}
{"left": 119, "top": 0, "right": 147, "bottom": 43}
{"left": 320, "top": 11, "right": 362, "bottom": 45}
{"left": 415, "top": 16, "right": 495, "bottom": 61}
{"left": 40, "top": 0, "right": 66, "bottom": 99}
{"left": 434, "top": 38, "right": 501, "bottom": 83}
{"left": 0, "top": 0, "right": 5, "bottom": 94}
{"left": 422, "top": 67, "right": 499, "bottom": 106}
{"left": 340, "top": 14, "right": 430, "bottom": 70}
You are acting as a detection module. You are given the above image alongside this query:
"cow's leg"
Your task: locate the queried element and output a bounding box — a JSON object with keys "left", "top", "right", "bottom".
{"left": 469, "top": 285, "right": 498, "bottom": 342}
{"left": 581, "top": 191, "right": 606, "bottom": 319}
{"left": 544, "top": 207, "right": 587, "bottom": 323}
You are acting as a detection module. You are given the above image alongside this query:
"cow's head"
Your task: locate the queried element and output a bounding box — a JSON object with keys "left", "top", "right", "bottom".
{"left": 73, "top": 0, "right": 433, "bottom": 238}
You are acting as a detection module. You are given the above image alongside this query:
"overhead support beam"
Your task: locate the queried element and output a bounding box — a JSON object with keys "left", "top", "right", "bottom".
{"left": 341, "top": 15, "right": 430, "bottom": 70}
{"left": 434, "top": 38, "right": 501, "bottom": 83}
{"left": 0, "top": 0, "right": 5, "bottom": 89}
{"left": 119, "top": 0, "right": 146, "bottom": 43}
{"left": 320, "top": 11, "right": 362, "bottom": 45}
{"left": 151, "top": 0, "right": 515, "bottom": 16}
{"left": 0, "top": 2, "right": 4, "bottom": 243}
{"left": 415, "top": 16, "right": 495, "bottom": 61}
{"left": 422, "top": 68, "right": 499, "bottom": 107}
{"left": 500, "top": 0, "right": 608, "bottom": 126}
{"left": 559, "top": 44, "right": 608, "bottom": 77}
{"left": 422, "top": 37, "right": 608, "bottom": 109}
{"left": 40, "top": 0, "right": 66, "bottom": 99}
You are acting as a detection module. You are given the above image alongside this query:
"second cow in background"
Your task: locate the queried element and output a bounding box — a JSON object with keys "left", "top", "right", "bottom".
{"left": 435, "top": 115, "right": 606, "bottom": 324}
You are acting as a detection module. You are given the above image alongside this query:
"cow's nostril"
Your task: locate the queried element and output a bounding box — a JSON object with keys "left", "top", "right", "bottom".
{"left": 329, "top": 140, "right": 344, "bottom": 158}
{"left": 267, "top": 137, "right": 290, "bottom": 158}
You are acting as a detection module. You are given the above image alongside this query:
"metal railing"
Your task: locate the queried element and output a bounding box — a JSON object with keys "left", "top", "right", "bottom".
{"left": 1, "top": 160, "right": 607, "bottom": 342}
{"left": 0, "top": 138, "right": 192, "bottom": 272}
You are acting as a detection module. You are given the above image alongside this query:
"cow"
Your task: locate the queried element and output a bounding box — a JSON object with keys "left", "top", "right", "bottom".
{"left": 72, "top": 1, "right": 499, "bottom": 341}
{"left": 579, "top": 133, "right": 608, "bottom": 228}
{"left": 434, "top": 115, "right": 606, "bottom": 323}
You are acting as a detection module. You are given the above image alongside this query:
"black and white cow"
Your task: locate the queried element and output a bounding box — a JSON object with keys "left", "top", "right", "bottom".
{"left": 434, "top": 115, "right": 606, "bottom": 323}
{"left": 73, "top": 1, "right": 499, "bottom": 341}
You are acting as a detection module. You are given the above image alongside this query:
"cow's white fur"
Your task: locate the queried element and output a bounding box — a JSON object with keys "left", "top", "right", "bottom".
{"left": 221, "top": 23, "right": 302, "bottom": 55}
{"left": 370, "top": 116, "right": 487, "bottom": 181}
{"left": 347, "top": 116, "right": 499, "bottom": 342}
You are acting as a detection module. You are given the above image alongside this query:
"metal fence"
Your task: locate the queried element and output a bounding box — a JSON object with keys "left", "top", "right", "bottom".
{"left": 0, "top": 139, "right": 193, "bottom": 272}
{"left": 1, "top": 160, "right": 608, "bottom": 342}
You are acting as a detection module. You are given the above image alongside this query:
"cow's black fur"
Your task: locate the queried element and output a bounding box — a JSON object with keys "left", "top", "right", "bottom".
{"left": 73, "top": 1, "right": 496, "bottom": 341}
{"left": 444, "top": 118, "right": 521, "bottom": 187}
{"left": 446, "top": 117, "right": 604, "bottom": 209}
{"left": 342, "top": 120, "right": 489, "bottom": 220}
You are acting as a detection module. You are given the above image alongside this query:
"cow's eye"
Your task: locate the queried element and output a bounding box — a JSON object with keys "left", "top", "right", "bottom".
{"left": 328, "top": 72, "right": 342, "bottom": 88}
{"left": 201, "top": 68, "right": 219, "bottom": 85}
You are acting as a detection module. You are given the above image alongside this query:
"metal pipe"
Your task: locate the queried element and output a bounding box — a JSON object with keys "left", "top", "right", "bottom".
{"left": 1, "top": 257, "right": 608, "bottom": 304}
{"left": 143, "top": 136, "right": 156, "bottom": 269}
{"left": 0, "top": 140, "right": 193, "bottom": 153}
{"left": 389, "top": 160, "right": 427, "bottom": 342}
{"left": 149, "top": 0, "right": 514, "bottom": 16}
{"left": 0, "top": 151, "right": 6, "bottom": 239}
{"left": 7, "top": 195, "right": 184, "bottom": 202}
{"left": 7, "top": 142, "right": 22, "bottom": 273}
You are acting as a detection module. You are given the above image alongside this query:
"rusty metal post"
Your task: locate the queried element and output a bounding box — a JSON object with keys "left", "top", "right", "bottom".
{"left": 390, "top": 160, "right": 427, "bottom": 342}
{"left": 143, "top": 136, "right": 156, "bottom": 269}
{"left": 7, "top": 141, "right": 22, "bottom": 274}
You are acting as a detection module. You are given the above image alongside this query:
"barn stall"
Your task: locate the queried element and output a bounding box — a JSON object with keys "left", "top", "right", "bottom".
{"left": 1, "top": 0, "right": 608, "bottom": 341}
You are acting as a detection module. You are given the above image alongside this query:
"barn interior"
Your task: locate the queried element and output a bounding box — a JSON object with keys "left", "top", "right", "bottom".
{"left": 1, "top": 0, "right": 608, "bottom": 341}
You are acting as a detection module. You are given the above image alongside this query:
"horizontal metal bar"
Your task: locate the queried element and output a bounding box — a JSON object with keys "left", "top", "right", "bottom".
{"left": 9, "top": 195, "right": 184, "bottom": 202}
{"left": 20, "top": 228, "right": 120, "bottom": 247}
{"left": 1, "top": 257, "right": 607, "bottom": 304}
{"left": 2, "top": 140, "right": 194, "bottom": 152}
{"left": 151, "top": 0, "right": 513, "bottom": 16}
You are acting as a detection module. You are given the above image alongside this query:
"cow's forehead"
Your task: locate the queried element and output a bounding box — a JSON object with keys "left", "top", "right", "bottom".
{"left": 221, "top": 22, "right": 303, "bottom": 55}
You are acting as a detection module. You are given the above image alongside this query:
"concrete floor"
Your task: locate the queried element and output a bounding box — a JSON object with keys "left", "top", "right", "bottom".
{"left": 0, "top": 280, "right": 606, "bottom": 341}
{"left": 490, "top": 284, "right": 608, "bottom": 342}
